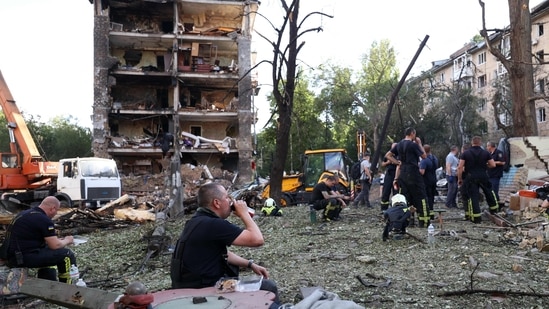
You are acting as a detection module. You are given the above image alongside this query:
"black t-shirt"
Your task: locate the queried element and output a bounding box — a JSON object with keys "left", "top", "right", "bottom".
{"left": 8, "top": 207, "right": 55, "bottom": 255}
{"left": 180, "top": 208, "right": 243, "bottom": 285}
{"left": 420, "top": 154, "right": 438, "bottom": 184}
{"left": 391, "top": 140, "right": 423, "bottom": 168}
{"left": 461, "top": 146, "right": 492, "bottom": 177}
{"left": 487, "top": 148, "right": 505, "bottom": 178}
{"left": 383, "top": 156, "right": 397, "bottom": 173}
{"left": 310, "top": 182, "right": 332, "bottom": 203}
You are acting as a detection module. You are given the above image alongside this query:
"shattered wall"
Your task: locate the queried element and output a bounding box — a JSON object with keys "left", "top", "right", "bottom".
{"left": 92, "top": 14, "right": 118, "bottom": 159}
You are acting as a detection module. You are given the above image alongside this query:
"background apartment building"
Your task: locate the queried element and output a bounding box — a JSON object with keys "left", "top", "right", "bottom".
{"left": 91, "top": 0, "right": 259, "bottom": 182}
{"left": 421, "top": 0, "right": 549, "bottom": 140}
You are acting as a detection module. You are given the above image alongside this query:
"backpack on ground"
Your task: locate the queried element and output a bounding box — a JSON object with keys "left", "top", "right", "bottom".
{"left": 350, "top": 161, "right": 362, "bottom": 181}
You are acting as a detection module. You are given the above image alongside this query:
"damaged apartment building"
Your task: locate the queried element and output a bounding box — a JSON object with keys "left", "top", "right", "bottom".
{"left": 91, "top": 0, "right": 259, "bottom": 182}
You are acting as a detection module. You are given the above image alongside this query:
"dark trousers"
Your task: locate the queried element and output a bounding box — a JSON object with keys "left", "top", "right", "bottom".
{"left": 9, "top": 247, "right": 76, "bottom": 283}
{"left": 353, "top": 179, "right": 371, "bottom": 207}
{"left": 397, "top": 167, "right": 429, "bottom": 227}
{"left": 465, "top": 175, "right": 498, "bottom": 223}
{"left": 424, "top": 181, "right": 437, "bottom": 216}
{"left": 446, "top": 177, "right": 458, "bottom": 208}
{"left": 313, "top": 198, "right": 341, "bottom": 220}
{"left": 489, "top": 177, "right": 501, "bottom": 202}
{"left": 381, "top": 170, "right": 396, "bottom": 210}
{"left": 261, "top": 279, "right": 281, "bottom": 307}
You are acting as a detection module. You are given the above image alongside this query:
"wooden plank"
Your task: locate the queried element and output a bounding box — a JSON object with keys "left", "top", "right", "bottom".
{"left": 94, "top": 194, "right": 132, "bottom": 214}
{"left": 213, "top": 143, "right": 226, "bottom": 152}
{"left": 20, "top": 277, "right": 119, "bottom": 309}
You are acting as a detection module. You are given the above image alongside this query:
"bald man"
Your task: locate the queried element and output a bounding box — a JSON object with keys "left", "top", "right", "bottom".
{"left": 4, "top": 196, "right": 77, "bottom": 283}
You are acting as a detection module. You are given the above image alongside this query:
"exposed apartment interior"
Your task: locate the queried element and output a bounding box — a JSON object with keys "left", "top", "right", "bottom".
{"left": 91, "top": 0, "right": 258, "bottom": 181}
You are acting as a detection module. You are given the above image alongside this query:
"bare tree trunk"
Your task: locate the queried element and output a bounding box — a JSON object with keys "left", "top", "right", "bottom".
{"left": 269, "top": 0, "right": 300, "bottom": 202}
{"left": 479, "top": 0, "right": 537, "bottom": 137}
{"left": 508, "top": 0, "right": 538, "bottom": 136}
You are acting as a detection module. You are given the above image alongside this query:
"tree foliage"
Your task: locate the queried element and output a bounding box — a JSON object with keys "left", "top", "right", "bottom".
{"left": 314, "top": 40, "right": 426, "bottom": 162}
{"left": 257, "top": 77, "right": 325, "bottom": 176}
{"left": 0, "top": 113, "right": 92, "bottom": 161}
{"left": 254, "top": 0, "right": 333, "bottom": 201}
{"left": 256, "top": 0, "right": 536, "bottom": 185}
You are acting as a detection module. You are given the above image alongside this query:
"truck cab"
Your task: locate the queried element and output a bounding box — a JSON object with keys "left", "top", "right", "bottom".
{"left": 56, "top": 157, "right": 121, "bottom": 208}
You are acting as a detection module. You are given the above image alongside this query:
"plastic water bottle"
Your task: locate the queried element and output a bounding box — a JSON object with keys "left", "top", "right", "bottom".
{"left": 76, "top": 278, "right": 87, "bottom": 287}
{"left": 69, "top": 264, "right": 79, "bottom": 284}
{"left": 427, "top": 223, "right": 435, "bottom": 247}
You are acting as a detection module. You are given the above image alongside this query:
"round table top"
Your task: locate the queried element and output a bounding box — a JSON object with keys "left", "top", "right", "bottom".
{"left": 109, "top": 286, "right": 275, "bottom": 309}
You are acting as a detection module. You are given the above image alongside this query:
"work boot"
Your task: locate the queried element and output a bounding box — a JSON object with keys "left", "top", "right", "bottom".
{"left": 498, "top": 202, "right": 505, "bottom": 211}
{"left": 37, "top": 267, "right": 57, "bottom": 281}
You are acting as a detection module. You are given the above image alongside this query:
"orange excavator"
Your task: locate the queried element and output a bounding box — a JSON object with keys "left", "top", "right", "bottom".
{"left": 0, "top": 71, "right": 58, "bottom": 210}
{"left": 0, "top": 70, "right": 121, "bottom": 219}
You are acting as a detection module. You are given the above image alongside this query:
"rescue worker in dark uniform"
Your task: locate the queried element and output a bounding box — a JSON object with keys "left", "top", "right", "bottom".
{"left": 380, "top": 143, "right": 398, "bottom": 211}
{"left": 419, "top": 144, "right": 439, "bottom": 218}
{"left": 457, "top": 136, "right": 498, "bottom": 223}
{"left": 459, "top": 143, "right": 471, "bottom": 218}
{"left": 4, "top": 196, "right": 77, "bottom": 283}
{"left": 486, "top": 141, "right": 506, "bottom": 209}
{"left": 386, "top": 127, "right": 430, "bottom": 228}
{"left": 310, "top": 175, "right": 350, "bottom": 221}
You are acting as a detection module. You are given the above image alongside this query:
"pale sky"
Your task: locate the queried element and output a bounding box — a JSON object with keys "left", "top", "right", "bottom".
{"left": 0, "top": 0, "right": 543, "bottom": 130}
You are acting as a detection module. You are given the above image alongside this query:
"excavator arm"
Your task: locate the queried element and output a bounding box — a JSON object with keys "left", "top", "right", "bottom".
{"left": 0, "top": 70, "right": 57, "bottom": 189}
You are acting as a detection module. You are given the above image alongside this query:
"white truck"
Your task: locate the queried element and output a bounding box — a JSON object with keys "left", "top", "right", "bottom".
{"left": 0, "top": 70, "right": 121, "bottom": 211}
{"left": 56, "top": 157, "right": 121, "bottom": 208}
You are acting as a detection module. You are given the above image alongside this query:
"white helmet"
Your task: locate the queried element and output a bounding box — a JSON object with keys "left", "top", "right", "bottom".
{"left": 391, "top": 194, "right": 407, "bottom": 207}
{"left": 264, "top": 198, "right": 276, "bottom": 207}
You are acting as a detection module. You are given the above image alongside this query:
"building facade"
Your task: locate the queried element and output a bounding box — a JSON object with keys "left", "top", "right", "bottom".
{"left": 91, "top": 0, "right": 259, "bottom": 182}
{"left": 420, "top": 1, "right": 549, "bottom": 140}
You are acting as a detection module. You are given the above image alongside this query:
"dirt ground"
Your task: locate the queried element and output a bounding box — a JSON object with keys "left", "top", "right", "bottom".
{"left": 5, "top": 183, "right": 549, "bottom": 308}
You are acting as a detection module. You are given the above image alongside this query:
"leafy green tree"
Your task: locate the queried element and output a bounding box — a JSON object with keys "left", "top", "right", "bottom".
{"left": 257, "top": 76, "right": 325, "bottom": 176}
{"left": 314, "top": 40, "right": 420, "bottom": 162}
{"left": 32, "top": 115, "right": 93, "bottom": 160}
{"left": 0, "top": 113, "right": 92, "bottom": 161}
{"left": 314, "top": 63, "right": 359, "bottom": 156}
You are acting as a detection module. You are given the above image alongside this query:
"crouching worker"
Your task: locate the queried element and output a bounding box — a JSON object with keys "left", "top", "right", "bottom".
{"left": 310, "top": 175, "right": 350, "bottom": 221}
{"left": 170, "top": 183, "right": 281, "bottom": 308}
{"left": 1, "top": 196, "right": 77, "bottom": 283}
{"left": 382, "top": 194, "right": 416, "bottom": 241}
{"left": 261, "top": 198, "right": 283, "bottom": 216}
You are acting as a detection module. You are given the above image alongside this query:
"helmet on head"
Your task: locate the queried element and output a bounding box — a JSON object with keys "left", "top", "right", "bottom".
{"left": 264, "top": 198, "right": 276, "bottom": 207}
{"left": 391, "top": 194, "right": 407, "bottom": 207}
{"left": 261, "top": 198, "right": 283, "bottom": 216}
